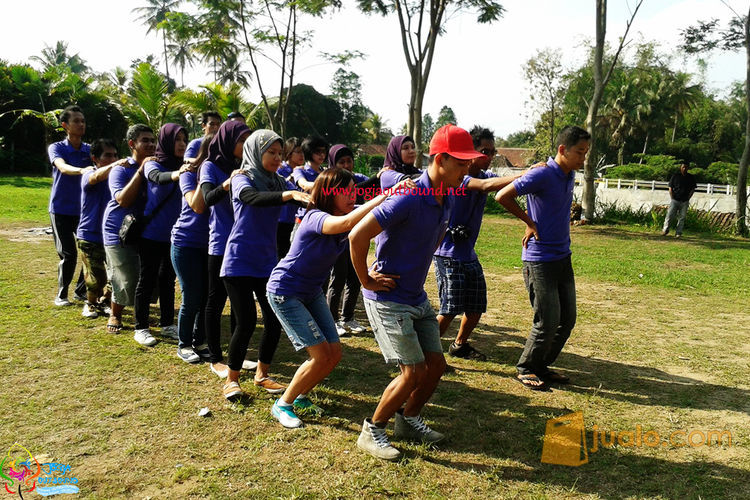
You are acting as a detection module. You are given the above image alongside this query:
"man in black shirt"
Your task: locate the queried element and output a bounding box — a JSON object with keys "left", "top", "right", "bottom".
{"left": 662, "top": 163, "right": 696, "bottom": 238}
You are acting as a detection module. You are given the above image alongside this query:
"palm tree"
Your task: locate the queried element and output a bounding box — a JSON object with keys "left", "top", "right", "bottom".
{"left": 123, "top": 62, "right": 181, "bottom": 130}
{"left": 30, "top": 41, "right": 89, "bottom": 74}
{"left": 132, "top": 0, "right": 183, "bottom": 80}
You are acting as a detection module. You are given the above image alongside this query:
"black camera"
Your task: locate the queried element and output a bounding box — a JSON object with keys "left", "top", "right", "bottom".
{"left": 447, "top": 225, "right": 471, "bottom": 242}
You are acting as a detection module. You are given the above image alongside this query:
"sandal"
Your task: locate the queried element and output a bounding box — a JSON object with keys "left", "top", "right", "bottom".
{"left": 515, "top": 374, "right": 550, "bottom": 391}
{"left": 542, "top": 370, "right": 570, "bottom": 384}
{"left": 106, "top": 320, "right": 122, "bottom": 334}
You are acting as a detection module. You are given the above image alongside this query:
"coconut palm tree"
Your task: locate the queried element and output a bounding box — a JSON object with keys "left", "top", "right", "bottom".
{"left": 30, "top": 41, "right": 89, "bottom": 74}
{"left": 132, "top": 0, "right": 183, "bottom": 81}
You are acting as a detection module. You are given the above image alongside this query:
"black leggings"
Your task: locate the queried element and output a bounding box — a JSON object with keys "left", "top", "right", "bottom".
{"left": 204, "top": 254, "right": 235, "bottom": 363}
{"left": 327, "top": 250, "right": 361, "bottom": 322}
{"left": 277, "top": 222, "right": 294, "bottom": 260}
{"left": 134, "top": 238, "right": 175, "bottom": 330}
{"left": 222, "top": 275, "right": 281, "bottom": 371}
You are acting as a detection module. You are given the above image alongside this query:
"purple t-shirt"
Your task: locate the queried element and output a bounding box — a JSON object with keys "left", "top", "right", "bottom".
{"left": 199, "top": 161, "right": 234, "bottom": 256}
{"left": 47, "top": 139, "right": 92, "bottom": 215}
{"left": 76, "top": 169, "right": 111, "bottom": 244}
{"left": 277, "top": 162, "right": 299, "bottom": 224}
{"left": 513, "top": 158, "right": 574, "bottom": 262}
{"left": 353, "top": 172, "right": 369, "bottom": 183}
{"left": 171, "top": 171, "right": 209, "bottom": 249}
{"left": 220, "top": 174, "right": 283, "bottom": 278}
{"left": 185, "top": 137, "right": 203, "bottom": 159}
{"left": 434, "top": 170, "right": 497, "bottom": 262}
{"left": 102, "top": 159, "right": 146, "bottom": 247}
{"left": 267, "top": 209, "right": 348, "bottom": 300}
{"left": 141, "top": 161, "right": 182, "bottom": 242}
{"left": 362, "top": 170, "right": 454, "bottom": 306}
{"left": 292, "top": 165, "right": 320, "bottom": 219}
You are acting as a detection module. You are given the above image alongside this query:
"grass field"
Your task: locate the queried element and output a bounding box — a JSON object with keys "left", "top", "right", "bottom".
{"left": 1, "top": 176, "right": 748, "bottom": 499}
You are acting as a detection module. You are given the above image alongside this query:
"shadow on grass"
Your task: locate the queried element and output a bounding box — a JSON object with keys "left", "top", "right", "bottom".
{"left": 584, "top": 225, "right": 750, "bottom": 250}
{"left": 0, "top": 176, "right": 51, "bottom": 189}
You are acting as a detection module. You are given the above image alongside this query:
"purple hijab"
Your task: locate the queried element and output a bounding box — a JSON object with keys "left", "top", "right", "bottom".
{"left": 155, "top": 123, "right": 188, "bottom": 171}
{"left": 327, "top": 144, "right": 353, "bottom": 168}
{"left": 384, "top": 135, "right": 420, "bottom": 174}
{"left": 207, "top": 121, "right": 251, "bottom": 173}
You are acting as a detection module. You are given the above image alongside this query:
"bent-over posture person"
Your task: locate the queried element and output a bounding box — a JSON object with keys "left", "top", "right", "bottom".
{"left": 495, "top": 125, "right": 590, "bottom": 391}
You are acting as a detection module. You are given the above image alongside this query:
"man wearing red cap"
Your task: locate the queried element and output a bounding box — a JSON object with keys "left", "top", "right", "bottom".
{"left": 349, "top": 124, "right": 484, "bottom": 460}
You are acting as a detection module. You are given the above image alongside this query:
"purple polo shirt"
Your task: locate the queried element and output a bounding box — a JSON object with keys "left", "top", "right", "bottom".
{"left": 292, "top": 165, "right": 320, "bottom": 219}
{"left": 513, "top": 158, "right": 574, "bottom": 262}
{"left": 171, "top": 171, "right": 209, "bottom": 249}
{"left": 47, "top": 139, "right": 92, "bottom": 215}
{"left": 185, "top": 137, "right": 203, "bottom": 159}
{"left": 362, "top": 170, "right": 454, "bottom": 306}
{"left": 76, "top": 169, "right": 111, "bottom": 244}
{"left": 102, "top": 159, "right": 146, "bottom": 247}
{"left": 277, "top": 162, "right": 299, "bottom": 224}
{"left": 220, "top": 174, "right": 283, "bottom": 278}
{"left": 435, "top": 170, "right": 497, "bottom": 262}
{"left": 267, "top": 209, "right": 348, "bottom": 300}
{"left": 141, "top": 161, "right": 181, "bottom": 242}
{"left": 353, "top": 172, "right": 369, "bottom": 183}
{"left": 199, "top": 161, "right": 234, "bottom": 256}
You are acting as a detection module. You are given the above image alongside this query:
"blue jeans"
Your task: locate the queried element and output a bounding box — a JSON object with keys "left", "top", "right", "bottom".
{"left": 267, "top": 291, "right": 340, "bottom": 351}
{"left": 517, "top": 255, "right": 576, "bottom": 376}
{"left": 662, "top": 199, "right": 689, "bottom": 235}
{"left": 171, "top": 245, "right": 208, "bottom": 348}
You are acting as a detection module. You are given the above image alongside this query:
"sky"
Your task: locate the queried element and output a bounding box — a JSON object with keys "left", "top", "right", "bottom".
{"left": 2, "top": 0, "right": 747, "bottom": 138}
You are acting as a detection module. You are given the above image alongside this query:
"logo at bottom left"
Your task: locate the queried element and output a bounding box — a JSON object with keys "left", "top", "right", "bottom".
{"left": 1, "top": 443, "right": 79, "bottom": 498}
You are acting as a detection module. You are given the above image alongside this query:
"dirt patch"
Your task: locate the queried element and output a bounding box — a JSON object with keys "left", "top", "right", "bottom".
{"left": 0, "top": 226, "right": 53, "bottom": 243}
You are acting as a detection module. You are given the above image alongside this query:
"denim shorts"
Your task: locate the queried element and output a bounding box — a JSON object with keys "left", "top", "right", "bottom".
{"left": 267, "top": 291, "right": 340, "bottom": 351}
{"left": 364, "top": 298, "right": 442, "bottom": 365}
{"left": 433, "top": 256, "right": 487, "bottom": 315}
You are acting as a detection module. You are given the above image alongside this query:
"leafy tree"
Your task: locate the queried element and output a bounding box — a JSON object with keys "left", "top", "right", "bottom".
{"left": 326, "top": 51, "right": 369, "bottom": 145}
{"left": 421, "top": 113, "right": 436, "bottom": 148}
{"left": 160, "top": 11, "right": 197, "bottom": 86}
{"left": 435, "top": 105, "right": 457, "bottom": 128}
{"left": 132, "top": 0, "right": 183, "bottom": 80}
{"left": 30, "top": 41, "right": 89, "bottom": 75}
{"left": 524, "top": 48, "right": 563, "bottom": 153}
{"left": 681, "top": 5, "right": 750, "bottom": 235}
{"left": 498, "top": 130, "right": 535, "bottom": 148}
{"left": 122, "top": 62, "right": 182, "bottom": 130}
{"left": 357, "top": 0, "right": 504, "bottom": 158}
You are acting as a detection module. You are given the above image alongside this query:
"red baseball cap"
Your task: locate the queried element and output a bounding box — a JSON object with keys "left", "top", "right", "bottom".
{"left": 428, "top": 124, "right": 486, "bottom": 160}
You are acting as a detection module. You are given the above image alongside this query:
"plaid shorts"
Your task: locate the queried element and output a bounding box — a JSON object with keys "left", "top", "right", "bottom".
{"left": 433, "top": 256, "right": 487, "bottom": 315}
{"left": 77, "top": 239, "right": 109, "bottom": 297}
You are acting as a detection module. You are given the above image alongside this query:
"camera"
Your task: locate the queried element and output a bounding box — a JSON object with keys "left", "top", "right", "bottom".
{"left": 447, "top": 225, "right": 471, "bottom": 242}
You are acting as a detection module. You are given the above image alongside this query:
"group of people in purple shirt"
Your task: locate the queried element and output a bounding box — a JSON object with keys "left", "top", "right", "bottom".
{"left": 47, "top": 103, "right": 591, "bottom": 460}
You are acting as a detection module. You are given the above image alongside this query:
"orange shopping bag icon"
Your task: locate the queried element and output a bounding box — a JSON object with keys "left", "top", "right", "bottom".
{"left": 541, "top": 411, "right": 588, "bottom": 466}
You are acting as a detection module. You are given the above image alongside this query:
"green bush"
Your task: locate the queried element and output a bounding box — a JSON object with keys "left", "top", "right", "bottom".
{"left": 703, "top": 161, "right": 738, "bottom": 185}
{"left": 354, "top": 154, "right": 384, "bottom": 175}
{"left": 604, "top": 154, "right": 681, "bottom": 181}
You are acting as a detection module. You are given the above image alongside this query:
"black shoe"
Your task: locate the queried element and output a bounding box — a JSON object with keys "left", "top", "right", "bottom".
{"left": 448, "top": 342, "right": 487, "bottom": 361}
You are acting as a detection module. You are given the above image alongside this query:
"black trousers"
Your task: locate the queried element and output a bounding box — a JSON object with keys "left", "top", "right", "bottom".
{"left": 326, "top": 250, "right": 361, "bottom": 322}
{"left": 277, "top": 222, "right": 294, "bottom": 260}
{"left": 204, "top": 254, "right": 236, "bottom": 363}
{"left": 134, "top": 238, "right": 176, "bottom": 330}
{"left": 50, "top": 213, "right": 85, "bottom": 300}
{"left": 223, "top": 275, "right": 281, "bottom": 372}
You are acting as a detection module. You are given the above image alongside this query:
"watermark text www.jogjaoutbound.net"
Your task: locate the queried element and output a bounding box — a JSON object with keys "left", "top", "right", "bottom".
{"left": 321, "top": 184, "right": 468, "bottom": 201}
{"left": 541, "top": 412, "right": 733, "bottom": 466}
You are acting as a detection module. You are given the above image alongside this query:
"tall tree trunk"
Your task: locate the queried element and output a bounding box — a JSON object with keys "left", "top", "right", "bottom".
{"left": 639, "top": 132, "right": 649, "bottom": 162}
{"left": 736, "top": 7, "right": 750, "bottom": 236}
{"left": 162, "top": 32, "right": 170, "bottom": 80}
{"left": 618, "top": 140, "right": 625, "bottom": 165}
{"left": 671, "top": 114, "right": 678, "bottom": 143}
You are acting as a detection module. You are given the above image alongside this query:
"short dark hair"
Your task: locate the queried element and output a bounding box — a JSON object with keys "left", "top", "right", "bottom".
{"left": 283, "top": 137, "right": 302, "bottom": 160}
{"left": 60, "top": 105, "right": 83, "bottom": 124}
{"left": 556, "top": 126, "right": 591, "bottom": 150}
{"left": 201, "top": 111, "right": 221, "bottom": 124}
{"left": 309, "top": 168, "right": 354, "bottom": 215}
{"left": 227, "top": 111, "right": 244, "bottom": 120}
{"left": 301, "top": 136, "right": 329, "bottom": 162}
{"left": 91, "top": 138, "right": 117, "bottom": 158}
{"left": 469, "top": 126, "right": 494, "bottom": 149}
{"left": 126, "top": 124, "right": 154, "bottom": 143}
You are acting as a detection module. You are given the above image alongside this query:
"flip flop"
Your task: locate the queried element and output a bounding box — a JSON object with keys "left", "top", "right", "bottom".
{"left": 106, "top": 320, "right": 122, "bottom": 334}
{"left": 543, "top": 370, "right": 570, "bottom": 384}
{"left": 515, "top": 373, "right": 550, "bottom": 391}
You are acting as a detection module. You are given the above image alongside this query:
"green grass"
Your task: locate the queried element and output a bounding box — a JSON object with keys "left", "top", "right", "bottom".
{"left": 1, "top": 176, "right": 748, "bottom": 499}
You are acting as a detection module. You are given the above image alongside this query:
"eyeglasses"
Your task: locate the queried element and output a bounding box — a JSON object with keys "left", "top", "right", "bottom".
{"left": 480, "top": 148, "right": 496, "bottom": 156}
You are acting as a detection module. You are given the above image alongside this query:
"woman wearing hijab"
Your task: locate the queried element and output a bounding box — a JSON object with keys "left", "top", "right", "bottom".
{"left": 170, "top": 133, "right": 212, "bottom": 363}
{"left": 198, "top": 121, "right": 251, "bottom": 377}
{"left": 220, "top": 129, "right": 311, "bottom": 401}
{"left": 133, "top": 123, "right": 190, "bottom": 347}
{"left": 325, "top": 145, "right": 370, "bottom": 337}
{"left": 378, "top": 135, "right": 422, "bottom": 190}
{"left": 276, "top": 137, "right": 304, "bottom": 260}
{"left": 266, "top": 168, "right": 412, "bottom": 428}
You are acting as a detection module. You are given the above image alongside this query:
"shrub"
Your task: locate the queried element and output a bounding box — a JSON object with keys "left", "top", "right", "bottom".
{"left": 604, "top": 154, "right": 681, "bottom": 181}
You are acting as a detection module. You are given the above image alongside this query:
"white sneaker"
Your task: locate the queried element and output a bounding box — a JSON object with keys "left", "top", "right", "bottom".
{"left": 134, "top": 329, "right": 158, "bottom": 347}
{"left": 394, "top": 411, "right": 444, "bottom": 443}
{"left": 54, "top": 297, "right": 72, "bottom": 307}
{"left": 335, "top": 321, "right": 348, "bottom": 337}
{"left": 81, "top": 303, "right": 99, "bottom": 319}
{"left": 160, "top": 324, "right": 179, "bottom": 340}
{"left": 177, "top": 346, "right": 200, "bottom": 363}
{"left": 344, "top": 319, "right": 366, "bottom": 333}
{"left": 357, "top": 418, "right": 400, "bottom": 461}
{"left": 271, "top": 400, "right": 303, "bottom": 428}
{"left": 242, "top": 359, "right": 258, "bottom": 370}
{"left": 210, "top": 363, "right": 228, "bottom": 379}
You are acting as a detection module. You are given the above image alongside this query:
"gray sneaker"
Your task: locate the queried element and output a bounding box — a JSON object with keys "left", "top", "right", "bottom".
{"left": 357, "top": 419, "right": 400, "bottom": 461}
{"left": 394, "top": 411, "right": 445, "bottom": 443}
{"left": 160, "top": 324, "right": 179, "bottom": 340}
{"left": 176, "top": 346, "right": 200, "bottom": 363}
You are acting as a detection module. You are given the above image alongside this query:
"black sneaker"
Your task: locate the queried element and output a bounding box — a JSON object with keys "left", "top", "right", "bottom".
{"left": 448, "top": 342, "right": 487, "bottom": 361}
